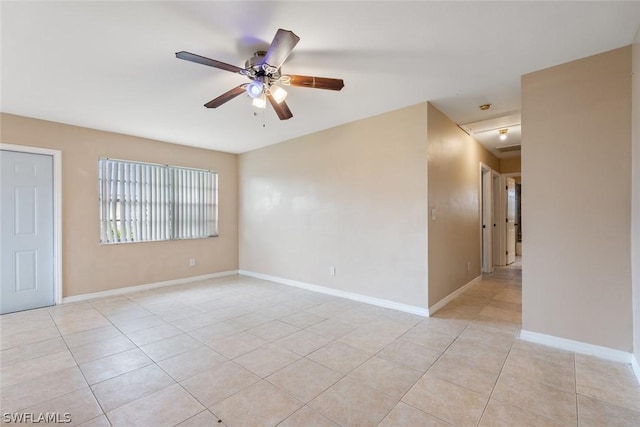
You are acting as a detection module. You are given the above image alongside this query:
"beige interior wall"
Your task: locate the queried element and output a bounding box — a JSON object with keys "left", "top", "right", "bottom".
{"left": 239, "top": 103, "right": 429, "bottom": 308}
{"left": 632, "top": 28, "right": 640, "bottom": 363}
{"left": 499, "top": 156, "right": 521, "bottom": 174}
{"left": 522, "top": 47, "right": 632, "bottom": 351}
{"left": 1, "top": 113, "right": 238, "bottom": 298}
{"left": 426, "top": 103, "right": 500, "bottom": 307}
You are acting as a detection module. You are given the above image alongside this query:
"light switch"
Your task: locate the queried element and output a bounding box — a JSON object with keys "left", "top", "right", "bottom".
{"left": 431, "top": 208, "right": 437, "bottom": 220}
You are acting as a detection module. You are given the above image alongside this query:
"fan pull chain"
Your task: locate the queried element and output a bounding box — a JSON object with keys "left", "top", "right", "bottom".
{"left": 253, "top": 109, "right": 266, "bottom": 128}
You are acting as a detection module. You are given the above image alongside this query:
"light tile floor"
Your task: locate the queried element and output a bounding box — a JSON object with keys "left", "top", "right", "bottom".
{"left": 1, "top": 266, "right": 640, "bottom": 426}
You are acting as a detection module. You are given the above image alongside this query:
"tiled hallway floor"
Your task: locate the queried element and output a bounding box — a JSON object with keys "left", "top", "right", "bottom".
{"left": 1, "top": 268, "right": 639, "bottom": 426}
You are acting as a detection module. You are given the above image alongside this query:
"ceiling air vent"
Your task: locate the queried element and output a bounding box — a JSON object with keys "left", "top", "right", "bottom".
{"left": 496, "top": 144, "right": 521, "bottom": 153}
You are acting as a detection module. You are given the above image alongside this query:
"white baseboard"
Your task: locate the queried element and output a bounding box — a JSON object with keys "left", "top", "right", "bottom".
{"left": 519, "top": 330, "right": 633, "bottom": 364}
{"left": 238, "top": 270, "right": 428, "bottom": 317}
{"left": 61, "top": 270, "right": 239, "bottom": 304}
{"left": 427, "top": 275, "right": 482, "bottom": 316}
{"left": 632, "top": 354, "right": 640, "bottom": 385}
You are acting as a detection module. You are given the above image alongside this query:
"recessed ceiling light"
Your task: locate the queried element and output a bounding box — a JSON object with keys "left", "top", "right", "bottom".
{"left": 479, "top": 104, "right": 492, "bottom": 111}
{"left": 499, "top": 128, "right": 508, "bottom": 140}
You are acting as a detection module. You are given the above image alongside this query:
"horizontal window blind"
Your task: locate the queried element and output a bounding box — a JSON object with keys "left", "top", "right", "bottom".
{"left": 98, "top": 158, "right": 218, "bottom": 244}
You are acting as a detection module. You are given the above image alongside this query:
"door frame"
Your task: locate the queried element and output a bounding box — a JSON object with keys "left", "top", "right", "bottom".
{"left": 1, "top": 143, "right": 62, "bottom": 305}
{"left": 479, "top": 163, "right": 494, "bottom": 273}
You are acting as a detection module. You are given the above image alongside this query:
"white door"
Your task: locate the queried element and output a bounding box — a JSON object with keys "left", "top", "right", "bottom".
{"left": 481, "top": 166, "right": 493, "bottom": 273}
{"left": 1, "top": 150, "right": 54, "bottom": 314}
{"left": 492, "top": 174, "right": 502, "bottom": 265}
{"left": 506, "top": 177, "right": 516, "bottom": 265}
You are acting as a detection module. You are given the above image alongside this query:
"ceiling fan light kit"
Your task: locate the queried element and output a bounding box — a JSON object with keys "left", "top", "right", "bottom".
{"left": 176, "top": 29, "right": 344, "bottom": 120}
{"left": 251, "top": 93, "right": 267, "bottom": 109}
{"left": 246, "top": 80, "right": 264, "bottom": 99}
{"left": 269, "top": 85, "right": 287, "bottom": 104}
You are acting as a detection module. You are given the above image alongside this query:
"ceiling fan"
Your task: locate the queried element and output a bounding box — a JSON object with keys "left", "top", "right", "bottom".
{"left": 176, "top": 29, "right": 345, "bottom": 120}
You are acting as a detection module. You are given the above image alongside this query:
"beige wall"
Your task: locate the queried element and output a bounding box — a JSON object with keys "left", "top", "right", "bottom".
{"left": 522, "top": 47, "right": 632, "bottom": 351}
{"left": 239, "top": 103, "right": 429, "bottom": 308}
{"left": 1, "top": 113, "right": 238, "bottom": 298}
{"left": 500, "top": 156, "right": 521, "bottom": 174}
{"left": 426, "top": 103, "right": 500, "bottom": 306}
{"left": 632, "top": 29, "right": 640, "bottom": 364}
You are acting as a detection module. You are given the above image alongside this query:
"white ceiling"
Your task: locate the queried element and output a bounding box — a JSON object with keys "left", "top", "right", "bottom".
{"left": 2, "top": 2, "right": 639, "bottom": 155}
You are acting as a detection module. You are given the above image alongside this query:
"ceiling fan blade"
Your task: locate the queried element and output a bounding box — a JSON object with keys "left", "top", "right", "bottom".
{"left": 262, "top": 29, "right": 300, "bottom": 72}
{"left": 267, "top": 94, "right": 293, "bottom": 120}
{"left": 204, "top": 85, "right": 247, "bottom": 108}
{"left": 284, "top": 75, "right": 345, "bottom": 91}
{"left": 176, "top": 51, "right": 244, "bottom": 74}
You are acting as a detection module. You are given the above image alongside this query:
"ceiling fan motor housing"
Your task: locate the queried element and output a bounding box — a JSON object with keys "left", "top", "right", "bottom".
{"left": 245, "top": 51, "right": 281, "bottom": 84}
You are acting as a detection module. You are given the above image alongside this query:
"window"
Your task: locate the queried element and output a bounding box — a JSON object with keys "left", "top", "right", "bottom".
{"left": 98, "top": 158, "right": 218, "bottom": 244}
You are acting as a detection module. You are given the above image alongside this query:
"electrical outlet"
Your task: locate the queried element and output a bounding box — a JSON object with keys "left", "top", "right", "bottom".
{"left": 189, "top": 258, "right": 196, "bottom": 267}
{"left": 329, "top": 266, "right": 336, "bottom": 276}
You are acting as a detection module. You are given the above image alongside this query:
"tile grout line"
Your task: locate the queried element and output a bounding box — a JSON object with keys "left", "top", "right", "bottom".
{"left": 145, "top": 285, "right": 333, "bottom": 426}
{"left": 382, "top": 319, "right": 475, "bottom": 426}
{"left": 404, "top": 278, "right": 521, "bottom": 426}
{"left": 472, "top": 283, "right": 521, "bottom": 426}
{"left": 47, "top": 309, "right": 114, "bottom": 427}
{"left": 79, "top": 291, "right": 187, "bottom": 424}
{"left": 474, "top": 331, "right": 517, "bottom": 426}
{"left": 97, "top": 287, "right": 228, "bottom": 425}
{"left": 86, "top": 282, "right": 265, "bottom": 426}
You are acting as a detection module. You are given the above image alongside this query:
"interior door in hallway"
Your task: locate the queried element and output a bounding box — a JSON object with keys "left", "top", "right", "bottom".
{"left": 0, "top": 150, "right": 55, "bottom": 314}
{"left": 481, "top": 165, "right": 493, "bottom": 273}
{"left": 506, "top": 177, "right": 516, "bottom": 265}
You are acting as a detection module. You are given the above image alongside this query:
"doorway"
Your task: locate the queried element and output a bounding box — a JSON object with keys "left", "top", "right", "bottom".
{"left": 0, "top": 144, "right": 62, "bottom": 314}
{"left": 491, "top": 174, "right": 522, "bottom": 267}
